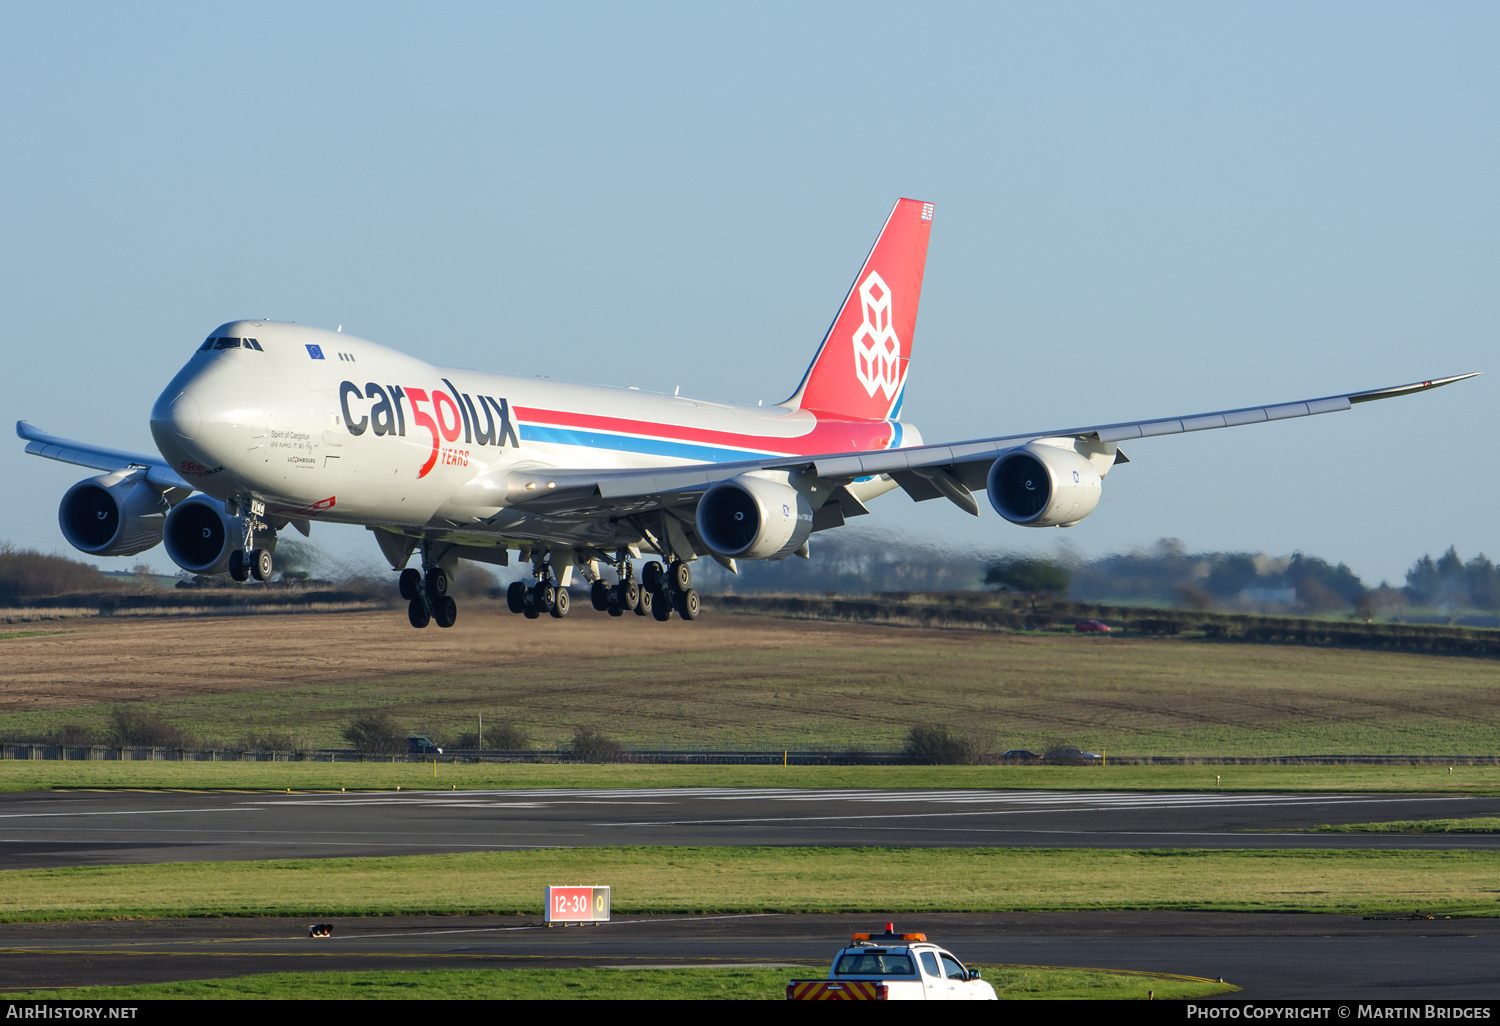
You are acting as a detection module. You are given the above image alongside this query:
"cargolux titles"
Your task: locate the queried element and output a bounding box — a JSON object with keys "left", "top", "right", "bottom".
{"left": 339, "top": 378, "right": 519, "bottom": 478}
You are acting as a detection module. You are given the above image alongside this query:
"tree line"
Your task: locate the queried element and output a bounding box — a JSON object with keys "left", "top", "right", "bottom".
{"left": 3, "top": 534, "right": 1496, "bottom": 619}
{"left": 693, "top": 532, "right": 1500, "bottom": 619}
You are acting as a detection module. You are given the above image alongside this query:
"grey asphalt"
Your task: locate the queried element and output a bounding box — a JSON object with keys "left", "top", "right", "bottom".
{"left": 3, "top": 787, "right": 1499, "bottom": 998}
{"left": 2, "top": 786, "right": 1499, "bottom": 867}
{"left": 2, "top": 912, "right": 1499, "bottom": 1000}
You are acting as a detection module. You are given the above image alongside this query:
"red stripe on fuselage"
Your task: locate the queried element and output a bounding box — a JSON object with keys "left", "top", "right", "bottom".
{"left": 511, "top": 405, "right": 895, "bottom": 458}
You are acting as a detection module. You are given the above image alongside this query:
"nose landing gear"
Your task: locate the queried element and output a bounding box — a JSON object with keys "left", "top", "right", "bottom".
{"left": 228, "top": 498, "right": 275, "bottom": 583}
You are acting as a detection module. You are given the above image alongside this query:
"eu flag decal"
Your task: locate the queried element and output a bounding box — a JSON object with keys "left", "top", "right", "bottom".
{"left": 306, "top": 344, "right": 325, "bottom": 360}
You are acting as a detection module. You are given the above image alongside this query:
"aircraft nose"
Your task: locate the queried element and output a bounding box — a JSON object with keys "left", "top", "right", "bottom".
{"left": 150, "top": 349, "right": 255, "bottom": 472}
{"left": 153, "top": 389, "right": 201, "bottom": 441}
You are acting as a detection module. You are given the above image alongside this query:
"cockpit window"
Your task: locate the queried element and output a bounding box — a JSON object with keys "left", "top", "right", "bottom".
{"left": 200, "top": 335, "right": 262, "bottom": 352}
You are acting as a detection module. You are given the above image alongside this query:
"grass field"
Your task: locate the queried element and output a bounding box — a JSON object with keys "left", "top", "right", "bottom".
{"left": 1308, "top": 818, "right": 1500, "bottom": 833}
{"left": 5, "top": 761, "right": 1500, "bottom": 793}
{"left": 2, "top": 610, "right": 1494, "bottom": 998}
{"left": 2, "top": 608, "right": 1499, "bottom": 757}
{"left": 0, "top": 965, "right": 1238, "bottom": 1001}
{"left": 3, "top": 846, "right": 1498, "bottom": 922}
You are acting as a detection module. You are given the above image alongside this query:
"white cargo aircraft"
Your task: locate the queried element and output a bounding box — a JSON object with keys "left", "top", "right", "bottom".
{"left": 18, "top": 199, "right": 1476, "bottom": 628}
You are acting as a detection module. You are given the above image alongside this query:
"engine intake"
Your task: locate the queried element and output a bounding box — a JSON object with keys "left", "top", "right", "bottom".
{"left": 696, "top": 475, "right": 813, "bottom": 561}
{"left": 58, "top": 470, "right": 169, "bottom": 557}
{"left": 163, "top": 494, "right": 246, "bottom": 575}
{"left": 987, "top": 443, "right": 1103, "bottom": 527}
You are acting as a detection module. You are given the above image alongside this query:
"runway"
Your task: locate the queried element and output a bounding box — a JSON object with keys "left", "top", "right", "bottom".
{"left": 3, "top": 912, "right": 1499, "bottom": 1000}
{"left": 3, "top": 787, "right": 1499, "bottom": 998}
{"left": 2, "top": 787, "right": 1499, "bottom": 867}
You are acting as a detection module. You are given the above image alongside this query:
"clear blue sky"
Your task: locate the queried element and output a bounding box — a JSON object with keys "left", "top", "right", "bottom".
{"left": 2, "top": 2, "right": 1493, "bottom": 586}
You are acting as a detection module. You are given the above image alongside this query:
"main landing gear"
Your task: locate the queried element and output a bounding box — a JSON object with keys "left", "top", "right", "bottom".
{"left": 400, "top": 548, "right": 702, "bottom": 628}
{"left": 589, "top": 557, "right": 699, "bottom": 621}
{"left": 505, "top": 553, "right": 570, "bottom": 620}
{"left": 400, "top": 565, "right": 458, "bottom": 629}
{"left": 507, "top": 577, "right": 570, "bottom": 619}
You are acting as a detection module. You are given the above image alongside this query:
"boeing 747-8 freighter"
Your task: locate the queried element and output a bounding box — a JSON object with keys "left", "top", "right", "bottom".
{"left": 18, "top": 199, "right": 1476, "bottom": 627}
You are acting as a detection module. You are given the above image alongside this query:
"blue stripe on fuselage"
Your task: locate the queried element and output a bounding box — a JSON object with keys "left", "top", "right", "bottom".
{"left": 518, "top": 425, "right": 777, "bottom": 463}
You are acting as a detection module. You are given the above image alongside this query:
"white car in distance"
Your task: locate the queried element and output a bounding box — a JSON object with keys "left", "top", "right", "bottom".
{"left": 787, "top": 924, "right": 997, "bottom": 1000}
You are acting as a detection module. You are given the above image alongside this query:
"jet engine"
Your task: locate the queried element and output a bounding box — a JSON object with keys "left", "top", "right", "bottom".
{"left": 58, "top": 469, "right": 170, "bottom": 557}
{"left": 696, "top": 474, "right": 814, "bottom": 561}
{"left": 987, "top": 442, "right": 1103, "bottom": 528}
{"left": 162, "top": 494, "right": 250, "bottom": 575}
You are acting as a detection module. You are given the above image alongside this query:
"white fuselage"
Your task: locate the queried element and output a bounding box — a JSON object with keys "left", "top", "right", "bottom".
{"left": 150, "top": 321, "right": 914, "bottom": 548}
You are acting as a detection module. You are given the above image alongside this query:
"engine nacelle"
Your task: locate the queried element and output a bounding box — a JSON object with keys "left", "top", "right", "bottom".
{"left": 58, "top": 469, "right": 169, "bottom": 557}
{"left": 163, "top": 494, "right": 248, "bottom": 575}
{"left": 696, "top": 474, "right": 814, "bottom": 561}
{"left": 987, "top": 442, "right": 1103, "bottom": 527}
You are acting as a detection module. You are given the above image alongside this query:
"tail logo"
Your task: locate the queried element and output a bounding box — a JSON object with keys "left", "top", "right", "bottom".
{"left": 851, "top": 271, "right": 903, "bottom": 399}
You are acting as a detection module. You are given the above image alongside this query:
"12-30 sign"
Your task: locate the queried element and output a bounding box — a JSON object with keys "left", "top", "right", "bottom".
{"left": 544, "top": 885, "right": 610, "bottom": 925}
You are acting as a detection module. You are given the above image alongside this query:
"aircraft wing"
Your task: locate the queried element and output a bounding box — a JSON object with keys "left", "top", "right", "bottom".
{"left": 16, "top": 420, "right": 192, "bottom": 491}
{"left": 501, "top": 373, "right": 1478, "bottom": 519}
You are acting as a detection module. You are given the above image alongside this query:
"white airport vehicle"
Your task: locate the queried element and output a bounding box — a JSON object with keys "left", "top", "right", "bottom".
{"left": 18, "top": 199, "right": 1476, "bottom": 629}
{"left": 787, "top": 925, "right": 997, "bottom": 1000}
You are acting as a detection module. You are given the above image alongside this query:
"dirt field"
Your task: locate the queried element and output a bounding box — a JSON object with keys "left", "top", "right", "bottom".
{"left": 2, "top": 604, "right": 1498, "bottom": 754}
{"left": 0, "top": 604, "right": 853, "bottom": 710}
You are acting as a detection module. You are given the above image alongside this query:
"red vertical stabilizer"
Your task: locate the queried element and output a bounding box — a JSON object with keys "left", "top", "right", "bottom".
{"left": 782, "top": 198, "right": 933, "bottom": 422}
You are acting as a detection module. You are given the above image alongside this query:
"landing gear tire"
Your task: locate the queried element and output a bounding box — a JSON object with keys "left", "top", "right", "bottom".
{"left": 229, "top": 550, "right": 249, "bottom": 583}
{"left": 591, "top": 581, "right": 610, "bottom": 611}
{"left": 620, "top": 578, "right": 640, "bottom": 611}
{"left": 606, "top": 595, "right": 625, "bottom": 617}
{"left": 550, "top": 588, "right": 570, "bottom": 619}
{"left": 433, "top": 596, "right": 458, "bottom": 628}
{"left": 531, "top": 581, "right": 555, "bottom": 613}
{"left": 670, "top": 560, "right": 691, "bottom": 593}
{"left": 399, "top": 568, "right": 422, "bottom": 601}
{"left": 523, "top": 604, "right": 540, "bottom": 619}
{"left": 507, "top": 581, "right": 528, "bottom": 614}
{"left": 652, "top": 590, "right": 673, "bottom": 621}
{"left": 425, "top": 567, "right": 449, "bottom": 603}
{"left": 408, "top": 598, "right": 431, "bottom": 629}
{"left": 634, "top": 588, "right": 652, "bottom": 616}
{"left": 675, "top": 587, "right": 700, "bottom": 620}
{"left": 642, "top": 561, "right": 664, "bottom": 591}
{"left": 251, "top": 548, "right": 273, "bottom": 582}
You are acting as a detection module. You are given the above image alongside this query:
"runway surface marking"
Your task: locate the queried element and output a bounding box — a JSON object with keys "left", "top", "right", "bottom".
{"left": 246, "top": 787, "right": 1462, "bottom": 807}
{"left": 0, "top": 914, "right": 783, "bottom": 955}
{"left": 342, "top": 913, "right": 778, "bottom": 940}
{"left": 0, "top": 807, "right": 253, "bottom": 819}
{"left": 4, "top": 790, "right": 1479, "bottom": 825}
{"left": 0, "top": 838, "right": 578, "bottom": 848}
{"left": 223, "top": 789, "right": 1483, "bottom": 826}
